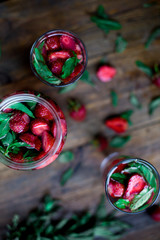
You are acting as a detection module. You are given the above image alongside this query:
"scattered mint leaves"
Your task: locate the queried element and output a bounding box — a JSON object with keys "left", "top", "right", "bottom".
{"left": 58, "top": 82, "right": 78, "bottom": 94}
{"left": 115, "top": 35, "right": 128, "bottom": 53}
{"left": 149, "top": 97, "right": 160, "bottom": 115}
{"left": 60, "top": 167, "right": 74, "bottom": 186}
{"left": 110, "top": 136, "right": 131, "bottom": 148}
{"left": 130, "top": 93, "right": 142, "bottom": 109}
{"left": 80, "top": 70, "right": 95, "bottom": 86}
{"left": 110, "top": 90, "right": 118, "bottom": 107}
{"left": 145, "top": 26, "right": 160, "bottom": 48}
{"left": 135, "top": 60, "right": 153, "bottom": 77}
{"left": 58, "top": 151, "right": 74, "bottom": 163}
{"left": 111, "top": 173, "right": 128, "bottom": 184}
{"left": 8, "top": 102, "right": 35, "bottom": 118}
{"left": 114, "top": 199, "right": 130, "bottom": 209}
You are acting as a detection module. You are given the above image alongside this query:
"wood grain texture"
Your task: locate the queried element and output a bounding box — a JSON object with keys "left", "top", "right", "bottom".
{"left": 0, "top": 0, "right": 160, "bottom": 239}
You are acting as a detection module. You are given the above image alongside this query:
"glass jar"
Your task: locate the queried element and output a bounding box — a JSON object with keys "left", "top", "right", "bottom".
{"left": 30, "top": 29, "right": 88, "bottom": 87}
{"left": 0, "top": 92, "right": 67, "bottom": 170}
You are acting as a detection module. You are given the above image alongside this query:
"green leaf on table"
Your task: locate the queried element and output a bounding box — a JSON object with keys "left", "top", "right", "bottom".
{"left": 143, "top": 2, "right": 156, "bottom": 8}
{"left": 130, "top": 93, "right": 142, "bottom": 109}
{"left": 97, "top": 5, "right": 109, "bottom": 19}
{"left": 91, "top": 16, "right": 122, "bottom": 31}
{"left": 114, "top": 199, "right": 130, "bottom": 209}
{"left": 110, "top": 90, "right": 118, "bottom": 107}
{"left": 135, "top": 60, "right": 153, "bottom": 77}
{"left": 130, "top": 187, "right": 154, "bottom": 211}
{"left": 154, "top": 63, "right": 160, "bottom": 74}
{"left": 80, "top": 70, "right": 94, "bottom": 86}
{"left": 145, "top": 26, "right": 160, "bottom": 48}
{"left": 0, "top": 118, "right": 10, "bottom": 138}
{"left": 110, "top": 136, "right": 131, "bottom": 148}
{"left": 8, "top": 102, "right": 35, "bottom": 118}
{"left": 58, "top": 151, "right": 74, "bottom": 163}
{"left": 149, "top": 96, "right": 160, "bottom": 115}
{"left": 60, "top": 167, "right": 74, "bottom": 186}
{"left": 111, "top": 173, "right": 127, "bottom": 184}
{"left": 121, "top": 109, "right": 133, "bottom": 126}
{"left": 115, "top": 35, "right": 128, "bottom": 53}
{"left": 58, "top": 81, "right": 78, "bottom": 94}
{"left": 61, "top": 53, "right": 79, "bottom": 79}
{"left": 96, "top": 194, "right": 107, "bottom": 219}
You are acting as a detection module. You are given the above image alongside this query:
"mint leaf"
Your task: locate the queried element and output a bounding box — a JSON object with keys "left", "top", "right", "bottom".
{"left": 130, "top": 93, "right": 142, "bottom": 109}
{"left": 110, "top": 90, "right": 118, "bottom": 107}
{"left": 1, "top": 132, "right": 15, "bottom": 146}
{"left": 60, "top": 167, "right": 74, "bottom": 186}
{"left": 114, "top": 199, "right": 130, "bottom": 209}
{"left": 149, "top": 96, "right": 160, "bottom": 115}
{"left": 26, "top": 93, "right": 41, "bottom": 111}
{"left": 138, "top": 164, "right": 157, "bottom": 191}
{"left": 8, "top": 102, "right": 35, "bottom": 118}
{"left": 135, "top": 60, "right": 153, "bottom": 77}
{"left": 121, "top": 110, "right": 133, "bottom": 126}
{"left": 0, "top": 113, "right": 12, "bottom": 121}
{"left": 80, "top": 70, "right": 95, "bottom": 86}
{"left": 23, "top": 150, "right": 38, "bottom": 160}
{"left": 97, "top": 5, "right": 109, "bottom": 19}
{"left": 61, "top": 55, "right": 78, "bottom": 79}
{"left": 145, "top": 26, "right": 160, "bottom": 48}
{"left": 143, "top": 2, "right": 156, "bottom": 8}
{"left": 91, "top": 16, "right": 122, "bottom": 31}
{"left": 0, "top": 118, "right": 10, "bottom": 138}
{"left": 111, "top": 173, "right": 127, "bottom": 184}
{"left": 7, "top": 141, "right": 31, "bottom": 155}
{"left": 130, "top": 187, "right": 154, "bottom": 211}
{"left": 115, "top": 35, "right": 128, "bottom": 53}
{"left": 58, "top": 82, "right": 78, "bottom": 94}
{"left": 110, "top": 136, "right": 131, "bottom": 148}
{"left": 58, "top": 151, "right": 74, "bottom": 163}
{"left": 0, "top": 146, "right": 5, "bottom": 154}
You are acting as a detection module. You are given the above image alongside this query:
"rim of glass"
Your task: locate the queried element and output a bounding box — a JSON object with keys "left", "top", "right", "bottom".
{"left": 105, "top": 158, "right": 160, "bottom": 214}
{"left": 30, "top": 29, "right": 88, "bottom": 88}
{"left": 0, "top": 93, "right": 63, "bottom": 170}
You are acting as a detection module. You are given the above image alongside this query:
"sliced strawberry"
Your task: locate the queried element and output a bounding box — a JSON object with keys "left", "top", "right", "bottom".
{"left": 34, "top": 151, "right": 46, "bottom": 161}
{"left": 124, "top": 174, "right": 147, "bottom": 201}
{"left": 108, "top": 180, "right": 125, "bottom": 198}
{"left": 3, "top": 108, "right": 13, "bottom": 113}
{"left": 63, "top": 63, "right": 83, "bottom": 83}
{"left": 9, "top": 110, "right": 30, "bottom": 133}
{"left": 75, "top": 44, "right": 83, "bottom": 63}
{"left": 45, "top": 36, "right": 60, "bottom": 51}
{"left": 114, "top": 163, "right": 127, "bottom": 173}
{"left": 105, "top": 117, "right": 128, "bottom": 134}
{"left": 51, "top": 119, "right": 67, "bottom": 139}
{"left": 9, "top": 151, "right": 23, "bottom": 163}
{"left": 30, "top": 118, "right": 50, "bottom": 136}
{"left": 60, "top": 35, "right": 76, "bottom": 51}
{"left": 97, "top": 65, "right": 116, "bottom": 82}
{"left": 51, "top": 59, "right": 64, "bottom": 76}
{"left": 48, "top": 50, "right": 71, "bottom": 62}
{"left": 34, "top": 103, "right": 53, "bottom": 121}
{"left": 42, "top": 131, "right": 55, "bottom": 152}
{"left": 20, "top": 133, "right": 41, "bottom": 151}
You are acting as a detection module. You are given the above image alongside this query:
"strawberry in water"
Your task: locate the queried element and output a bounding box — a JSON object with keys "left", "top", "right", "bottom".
{"left": 48, "top": 50, "right": 71, "bottom": 62}
{"left": 20, "top": 133, "right": 41, "bottom": 151}
{"left": 45, "top": 36, "right": 60, "bottom": 51}
{"left": 124, "top": 174, "right": 147, "bottom": 201}
{"left": 51, "top": 119, "right": 67, "bottom": 139}
{"left": 9, "top": 151, "right": 23, "bottom": 163}
{"left": 42, "top": 131, "right": 55, "bottom": 152}
{"left": 48, "top": 99, "right": 65, "bottom": 119}
{"left": 30, "top": 118, "right": 50, "bottom": 136}
{"left": 60, "top": 35, "right": 76, "bottom": 51}
{"left": 35, "top": 103, "right": 53, "bottom": 121}
{"left": 108, "top": 180, "right": 125, "bottom": 198}
{"left": 97, "top": 65, "right": 116, "bottom": 82}
{"left": 75, "top": 44, "right": 83, "bottom": 63}
{"left": 105, "top": 117, "right": 128, "bottom": 134}
{"left": 68, "top": 98, "right": 86, "bottom": 121}
{"left": 50, "top": 59, "right": 64, "bottom": 76}
{"left": 9, "top": 110, "right": 30, "bottom": 133}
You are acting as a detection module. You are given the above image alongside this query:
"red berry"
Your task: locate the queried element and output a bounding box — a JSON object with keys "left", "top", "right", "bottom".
{"left": 51, "top": 59, "right": 64, "bottom": 76}
{"left": 152, "top": 75, "right": 160, "bottom": 88}
{"left": 20, "top": 133, "right": 41, "bottom": 151}
{"left": 93, "top": 135, "right": 108, "bottom": 152}
{"left": 148, "top": 205, "right": 160, "bottom": 221}
{"left": 56, "top": 140, "right": 64, "bottom": 154}
{"left": 48, "top": 99, "right": 65, "bottom": 119}
{"left": 105, "top": 117, "right": 128, "bottom": 134}
{"left": 124, "top": 174, "right": 147, "bottom": 201}
{"left": 75, "top": 44, "right": 83, "bottom": 63}
{"left": 60, "top": 35, "right": 76, "bottom": 51}
{"left": 9, "top": 151, "right": 23, "bottom": 163}
{"left": 34, "top": 103, "right": 53, "bottom": 121}
{"left": 97, "top": 65, "right": 116, "bottom": 82}
{"left": 30, "top": 118, "right": 50, "bottom": 136}
{"left": 108, "top": 180, "right": 125, "bottom": 198}
{"left": 48, "top": 50, "right": 71, "bottom": 62}
{"left": 45, "top": 36, "right": 60, "bottom": 51}
{"left": 9, "top": 111, "right": 30, "bottom": 133}
{"left": 34, "top": 151, "right": 46, "bottom": 161}
{"left": 63, "top": 63, "right": 83, "bottom": 83}
{"left": 42, "top": 131, "right": 55, "bottom": 152}
{"left": 68, "top": 98, "right": 86, "bottom": 122}
{"left": 51, "top": 119, "right": 67, "bottom": 139}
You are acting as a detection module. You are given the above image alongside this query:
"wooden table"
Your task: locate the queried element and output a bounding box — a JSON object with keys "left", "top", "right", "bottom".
{"left": 0, "top": 0, "right": 160, "bottom": 239}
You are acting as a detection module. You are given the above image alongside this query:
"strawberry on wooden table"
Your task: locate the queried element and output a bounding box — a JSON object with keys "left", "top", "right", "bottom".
{"left": 105, "top": 117, "right": 128, "bottom": 133}
{"left": 20, "top": 133, "right": 41, "bottom": 151}
{"left": 30, "top": 118, "right": 50, "bottom": 136}
{"left": 68, "top": 98, "right": 86, "bottom": 121}
{"left": 9, "top": 110, "right": 30, "bottom": 133}
{"left": 96, "top": 65, "right": 116, "bottom": 82}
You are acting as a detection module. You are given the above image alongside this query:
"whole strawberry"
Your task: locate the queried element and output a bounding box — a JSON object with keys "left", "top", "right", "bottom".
{"left": 152, "top": 74, "right": 160, "bottom": 88}
{"left": 96, "top": 65, "right": 116, "bottom": 82}
{"left": 92, "top": 134, "right": 108, "bottom": 152}
{"left": 105, "top": 116, "right": 128, "bottom": 134}
{"left": 148, "top": 204, "right": 160, "bottom": 221}
{"left": 68, "top": 98, "right": 86, "bottom": 122}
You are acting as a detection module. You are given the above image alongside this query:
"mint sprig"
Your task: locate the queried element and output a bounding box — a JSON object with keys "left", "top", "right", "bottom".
{"left": 145, "top": 26, "right": 160, "bottom": 48}
{"left": 130, "top": 93, "right": 142, "bottom": 109}
{"left": 110, "top": 136, "right": 131, "bottom": 148}
{"left": 114, "top": 199, "right": 130, "bottom": 209}
{"left": 61, "top": 52, "right": 79, "bottom": 79}
{"left": 80, "top": 70, "right": 95, "bottom": 86}
{"left": 135, "top": 60, "right": 153, "bottom": 77}
{"left": 149, "top": 96, "right": 160, "bottom": 115}
{"left": 110, "top": 90, "right": 118, "bottom": 107}
{"left": 115, "top": 35, "right": 128, "bottom": 53}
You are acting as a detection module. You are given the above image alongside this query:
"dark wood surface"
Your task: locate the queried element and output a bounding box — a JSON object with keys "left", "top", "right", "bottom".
{"left": 0, "top": 0, "right": 160, "bottom": 239}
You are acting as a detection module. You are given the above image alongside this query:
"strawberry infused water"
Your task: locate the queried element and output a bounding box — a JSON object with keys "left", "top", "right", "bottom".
{"left": 0, "top": 92, "right": 67, "bottom": 170}
{"left": 30, "top": 30, "right": 87, "bottom": 87}
{"left": 105, "top": 157, "right": 160, "bottom": 213}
